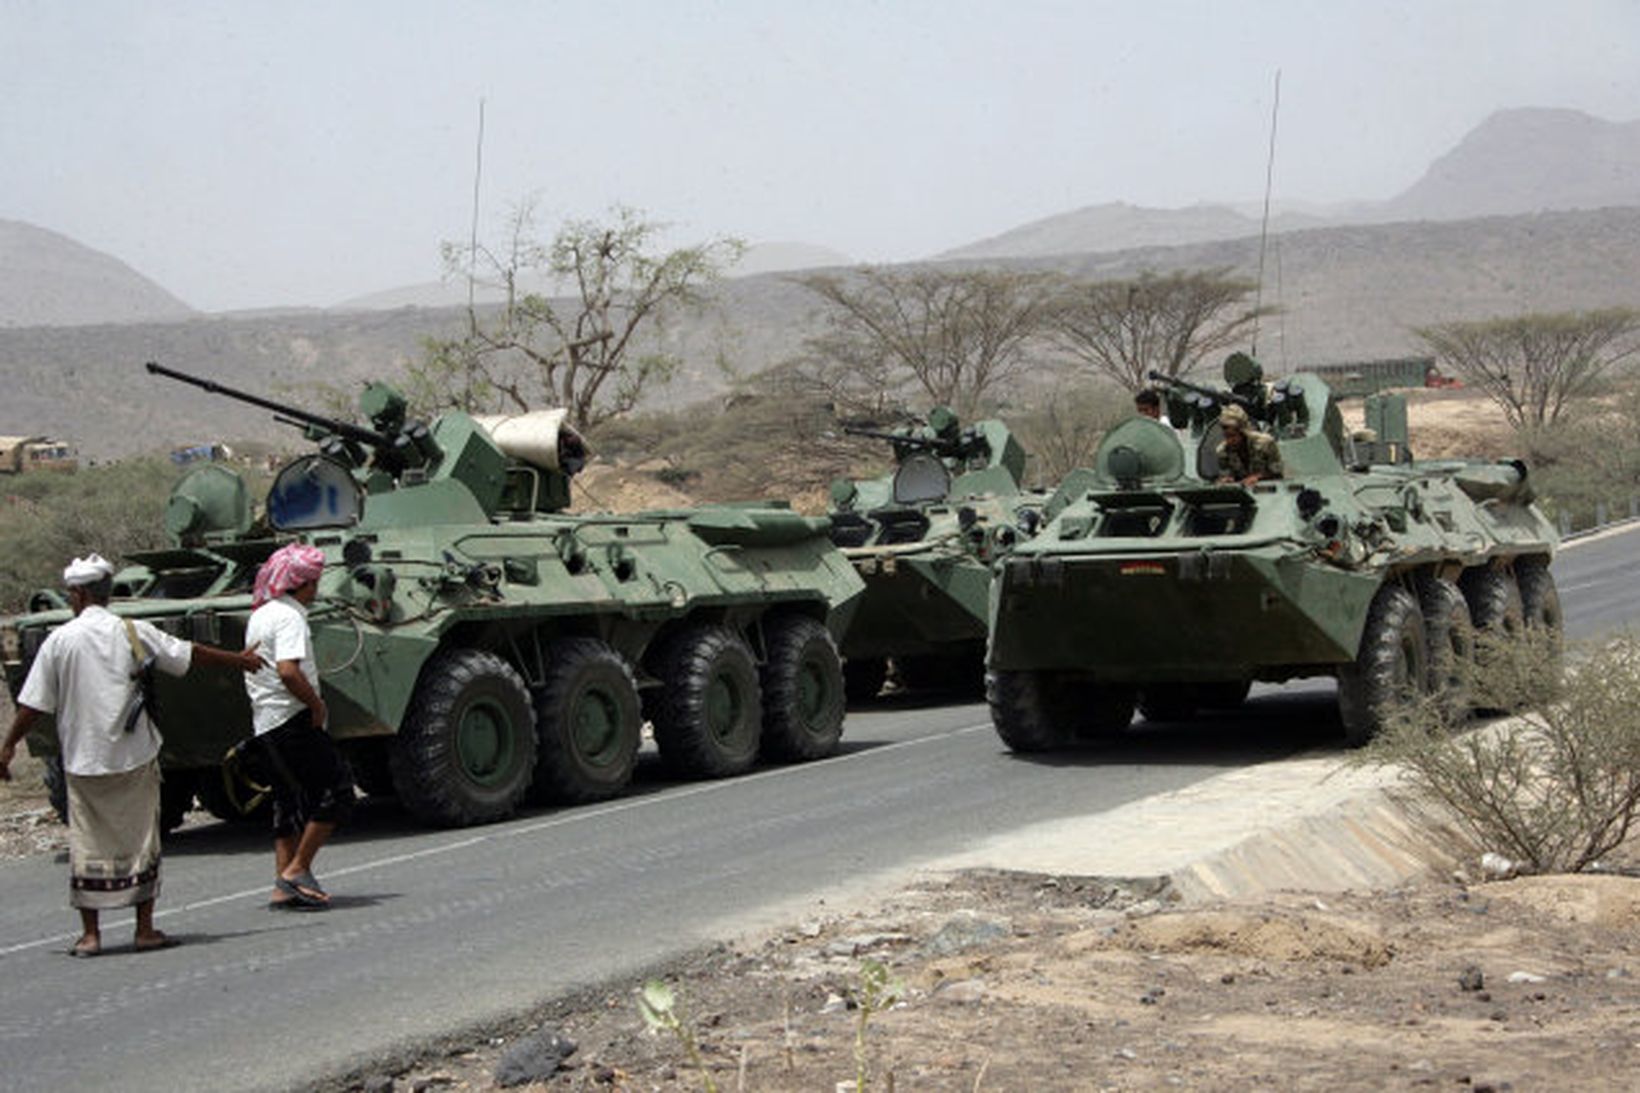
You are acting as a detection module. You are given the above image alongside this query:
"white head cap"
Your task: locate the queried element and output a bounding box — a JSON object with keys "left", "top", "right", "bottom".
{"left": 63, "top": 553, "right": 115, "bottom": 587}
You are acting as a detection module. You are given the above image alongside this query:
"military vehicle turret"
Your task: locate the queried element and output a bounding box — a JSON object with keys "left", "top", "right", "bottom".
{"left": 828, "top": 407, "right": 1042, "bottom": 701}
{"left": 987, "top": 354, "right": 1560, "bottom": 750}
{"left": 1, "top": 364, "right": 863, "bottom": 828}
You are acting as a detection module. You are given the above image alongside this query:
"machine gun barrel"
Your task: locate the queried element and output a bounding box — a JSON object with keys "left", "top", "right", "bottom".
{"left": 843, "top": 425, "right": 952, "bottom": 451}
{"left": 1146, "top": 370, "right": 1260, "bottom": 413}
{"left": 145, "top": 361, "right": 395, "bottom": 449}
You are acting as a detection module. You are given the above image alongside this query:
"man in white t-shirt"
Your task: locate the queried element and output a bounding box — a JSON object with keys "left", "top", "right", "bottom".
{"left": 244, "top": 542, "right": 353, "bottom": 910}
{"left": 0, "top": 553, "right": 261, "bottom": 957}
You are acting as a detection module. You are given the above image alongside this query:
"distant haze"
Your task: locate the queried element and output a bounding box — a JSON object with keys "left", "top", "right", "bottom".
{"left": 4, "top": 1, "right": 1639, "bottom": 312}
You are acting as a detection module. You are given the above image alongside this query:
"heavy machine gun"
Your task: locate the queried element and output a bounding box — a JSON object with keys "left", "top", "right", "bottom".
{"left": 145, "top": 361, "right": 441, "bottom": 475}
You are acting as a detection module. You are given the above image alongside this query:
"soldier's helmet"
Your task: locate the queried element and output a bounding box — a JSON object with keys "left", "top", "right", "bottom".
{"left": 1219, "top": 404, "right": 1251, "bottom": 431}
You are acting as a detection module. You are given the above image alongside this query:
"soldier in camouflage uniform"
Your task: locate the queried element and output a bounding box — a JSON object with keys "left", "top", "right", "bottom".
{"left": 1215, "top": 403, "right": 1282, "bottom": 485}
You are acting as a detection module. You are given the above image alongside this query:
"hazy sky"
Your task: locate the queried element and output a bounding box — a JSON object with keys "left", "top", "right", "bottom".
{"left": 5, "top": 0, "right": 1639, "bottom": 312}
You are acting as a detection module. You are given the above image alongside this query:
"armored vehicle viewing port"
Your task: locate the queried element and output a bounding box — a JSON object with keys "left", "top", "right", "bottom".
{"left": 828, "top": 407, "right": 1042, "bottom": 701}
{"left": 1, "top": 364, "right": 864, "bottom": 829}
{"left": 987, "top": 354, "right": 1561, "bottom": 751}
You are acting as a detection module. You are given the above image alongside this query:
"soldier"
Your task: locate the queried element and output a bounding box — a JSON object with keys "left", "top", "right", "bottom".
{"left": 1134, "top": 388, "right": 1163, "bottom": 420}
{"left": 1216, "top": 404, "right": 1282, "bottom": 486}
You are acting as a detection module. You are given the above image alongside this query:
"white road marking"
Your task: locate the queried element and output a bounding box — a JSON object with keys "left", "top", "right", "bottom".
{"left": 0, "top": 722, "right": 992, "bottom": 956}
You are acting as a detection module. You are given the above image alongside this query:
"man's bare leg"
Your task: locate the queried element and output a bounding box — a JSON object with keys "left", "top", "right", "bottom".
{"left": 133, "top": 898, "right": 171, "bottom": 949}
{"left": 278, "top": 821, "right": 336, "bottom": 902}
{"left": 71, "top": 907, "right": 100, "bottom": 956}
{"left": 270, "top": 834, "right": 300, "bottom": 904}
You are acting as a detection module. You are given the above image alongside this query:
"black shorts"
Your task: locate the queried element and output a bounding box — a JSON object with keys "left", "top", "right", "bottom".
{"left": 260, "top": 711, "right": 355, "bottom": 837}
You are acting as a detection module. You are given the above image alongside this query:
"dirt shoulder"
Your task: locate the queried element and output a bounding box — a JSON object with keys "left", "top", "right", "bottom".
{"left": 331, "top": 858, "right": 1640, "bottom": 1093}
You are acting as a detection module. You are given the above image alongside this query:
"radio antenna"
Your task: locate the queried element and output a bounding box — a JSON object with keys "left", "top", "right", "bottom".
{"left": 1250, "top": 69, "right": 1280, "bottom": 357}
{"left": 467, "top": 98, "right": 486, "bottom": 315}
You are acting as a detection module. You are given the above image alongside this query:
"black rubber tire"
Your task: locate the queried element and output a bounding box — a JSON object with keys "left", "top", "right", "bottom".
{"left": 988, "top": 669, "right": 1076, "bottom": 752}
{"left": 648, "top": 625, "right": 763, "bottom": 778}
{"left": 1516, "top": 558, "right": 1565, "bottom": 699}
{"left": 1072, "top": 682, "right": 1137, "bottom": 738}
{"left": 1138, "top": 687, "right": 1198, "bottom": 723}
{"left": 843, "top": 657, "right": 888, "bottom": 704}
{"left": 1197, "top": 680, "right": 1253, "bottom": 710}
{"left": 389, "top": 648, "right": 538, "bottom": 827}
{"left": 1460, "top": 565, "right": 1525, "bottom": 714}
{"left": 1338, "top": 583, "right": 1428, "bottom": 747}
{"left": 1460, "top": 565, "right": 1524, "bottom": 636}
{"left": 42, "top": 755, "right": 68, "bottom": 824}
{"left": 760, "top": 616, "right": 847, "bottom": 762}
{"left": 1419, "top": 576, "right": 1475, "bottom": 725}
{"left": 530, "top": 637, "right": 642, "bottom": 804}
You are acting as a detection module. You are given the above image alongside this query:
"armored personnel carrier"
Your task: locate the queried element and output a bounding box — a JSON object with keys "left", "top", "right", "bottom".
{"left": 828, "top": 407, "right": 1041, "bottom": 701}
{"left": 1, "top": 364, "right": 863, "bottom": 828}
{"left": 987, "top": 354, "right": 1560, "bottom": 750}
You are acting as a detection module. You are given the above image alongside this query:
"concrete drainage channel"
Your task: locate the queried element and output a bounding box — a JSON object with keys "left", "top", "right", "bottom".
{"left": 927, "top": 754, "right": 1454, "bottom": 902}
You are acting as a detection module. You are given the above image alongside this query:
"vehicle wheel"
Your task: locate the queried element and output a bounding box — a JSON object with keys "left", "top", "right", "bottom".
{"left": 760, "top": 616, "right": 847, "bottom": 762}
{"left": 843, "top": 657, "right": 888, "bottom": 704}
{"left": 1073, "top": 682, "right": 1137, "bottom": 738}
{"left": 648, "top": 625, "right": 763, "bottom": 778}
{"left": 1138, "top": 687, "right": 1198, "bottom": 723}
{"left": 530, "top": 637, "right": 642, "bottom": 804}
{"left": 1197, "top": 680, "right": 1253, "bottom": 710}
{"left": 1516, "top": 559, "right": 1565, "bottom": 700}
{"left": 988, "top": 669, "right": 1076, "bottom": 752}
{"left": 1337, "top": 583, "right": 1428, "bottom": 747}
{"left": 390, "top": 648, "right": 538, "bottom": 827}
{"left": 1460, "top": 565, "right": 1525, "bottom": 714}
{"left": 1460, "top": 565, "right": 1524, "bottom": 636}
{"left": 42, "top": 755, "right": 68, "bottom": 823}
{"left": 1419, "top": 576, "right": 1475, "bottom": 725}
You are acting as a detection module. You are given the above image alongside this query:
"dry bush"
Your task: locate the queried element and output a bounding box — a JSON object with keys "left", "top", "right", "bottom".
{"left": 1368, "top": 630, "right": 1640, "bottom": 874}
{"left": 1008, "top": 383, "right": 1130, "bottom": 485}
{"left": 0, "top": 459, "right": 177, "bottom": 612}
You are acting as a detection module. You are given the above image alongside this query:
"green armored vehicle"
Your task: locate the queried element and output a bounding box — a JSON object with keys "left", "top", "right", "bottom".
{"left": 1, "top": 364, "right": 864, "bottom": 828}
{"left": 987, "top": 354, "right": 1561, "bottom": 750}
{"left": 828, "top": 407, "right": 1041, "bottom": 702}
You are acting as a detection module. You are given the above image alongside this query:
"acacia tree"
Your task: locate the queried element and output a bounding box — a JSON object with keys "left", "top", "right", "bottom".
{"left": 419, "top": 202, "right": 742, "bottom": 427}
{"left": 1045, "top": 268, "right": 1272, "bottom": 390}
{"left": 793, "top": 266, "right": 1058, "bottom": 418}
{"left": 1415, "top": 308, "right": 1640, "bottom": 431}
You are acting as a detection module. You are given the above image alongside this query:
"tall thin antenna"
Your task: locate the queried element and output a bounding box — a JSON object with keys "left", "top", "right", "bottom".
{"left": 1250, "top": 69, "right": 1281, "bottom": 357}
{"left": 467, "top": 98, "right": 486, "bottom": 314}
{"left": 463, "top": 98, "right": 486, "bottom": 412}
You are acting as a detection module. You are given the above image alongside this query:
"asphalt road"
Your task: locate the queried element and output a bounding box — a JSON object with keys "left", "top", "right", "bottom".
{"left": 1, "top": 524, "right": 1635, "bottom": 1091}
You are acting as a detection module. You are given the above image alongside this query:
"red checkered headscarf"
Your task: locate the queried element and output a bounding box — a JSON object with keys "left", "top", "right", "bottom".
{"left": 252, "top": 543, "right": 326, "bottom": 607}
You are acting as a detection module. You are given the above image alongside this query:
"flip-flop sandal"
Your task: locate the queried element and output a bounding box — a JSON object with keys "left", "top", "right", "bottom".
{"left": 288, "top": 870, "right": 327, "bottom": 897}
{"left": 275, "top": 876, "right": 329, "bottom": 909}
{"left": 268, "top": 896, "right": 326, "bottom": 912}
{"left": 66, "top": 942, "right": 101, "bottom": 958}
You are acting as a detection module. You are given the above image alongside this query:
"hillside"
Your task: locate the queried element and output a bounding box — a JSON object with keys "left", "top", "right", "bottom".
{"left": 0, "top": 220, "right": 195, "bottom": 327}
{"left": 939, "top": 108, "right": 1640, "bottom": 261}
{"left": 5, "top": 205, "right": 1640, "bottom": 460}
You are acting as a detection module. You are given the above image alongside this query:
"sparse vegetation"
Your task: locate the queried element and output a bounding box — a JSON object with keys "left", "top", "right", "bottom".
{"left": 848, "top": 958, "right": 904, "bottom": 1092}
{"left": 0, "top": 458, "right": 177, "bottom": 611}
{"left": 793, "top": 266, "right": 1060, "bottom": 418}
{"left": 418, "top": 200, "right": 743, "bottom": 426}
{"left": 1415, "top": 308, "right": 1640, "bottom": 431}
{"left": 636, "top": 979, "right": 719, "bottom": 1093}
{"left": 1368, "top": 629, "right": 1640, "bottom": 875}
{"left": 1045, "top": 267, "right": 1272, "bottom": 390}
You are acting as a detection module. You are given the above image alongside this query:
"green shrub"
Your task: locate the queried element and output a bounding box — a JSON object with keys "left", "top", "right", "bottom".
{"left": 0, "top": 459, "right": 177, "bottom": 611}
{"left": 1368, "top": 630, "right": 1640, "bottom": 874}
